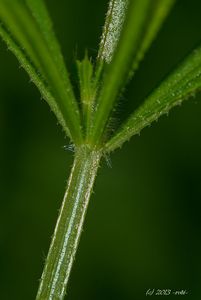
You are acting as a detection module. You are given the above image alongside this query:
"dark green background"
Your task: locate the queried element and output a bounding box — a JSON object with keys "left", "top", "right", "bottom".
{"left": 0, "top": 0, "right": 201, "bottom": 299}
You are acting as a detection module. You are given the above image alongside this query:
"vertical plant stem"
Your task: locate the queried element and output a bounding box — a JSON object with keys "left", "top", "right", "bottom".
{"left": 36, "top": 146, "right": 102, "bottom": 300}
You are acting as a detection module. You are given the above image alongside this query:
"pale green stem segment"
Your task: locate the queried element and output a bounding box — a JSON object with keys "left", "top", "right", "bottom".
{"left": 90, "top": 0, "right": 174, "bottom": 145}
{"left": 106, "top": 46, "right": 201, "bottom": 152}
{"left": 0, "top": 0, "right": 82, "bottom": 143}
{"left": 98, "top": 0, "right": 129, "bottom": 63}
{"left": 36, "top": 146, "right": 102, "bottom": 300}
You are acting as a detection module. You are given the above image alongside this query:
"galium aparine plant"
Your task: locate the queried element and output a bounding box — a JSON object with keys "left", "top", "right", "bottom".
{"left": 0, "top": 0, "right": 201, "bottom": 299}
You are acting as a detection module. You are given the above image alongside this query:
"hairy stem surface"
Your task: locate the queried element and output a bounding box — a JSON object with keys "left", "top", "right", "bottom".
{"left": 36, "top": 146, "right": 102, "bottom": 300}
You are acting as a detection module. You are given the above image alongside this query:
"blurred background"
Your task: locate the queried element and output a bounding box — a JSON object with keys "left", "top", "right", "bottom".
{"left": 0, "top": 0, "right": 201, "bottom": 299}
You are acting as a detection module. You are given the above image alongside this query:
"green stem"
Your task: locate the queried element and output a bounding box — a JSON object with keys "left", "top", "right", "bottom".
{"left": 36, "top": 145, "right": 102, "bottom": 300}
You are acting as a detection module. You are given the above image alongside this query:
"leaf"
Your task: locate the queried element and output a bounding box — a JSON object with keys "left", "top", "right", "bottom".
{"left": 90, "top": 0, "right": 174, "bottom": 145}
{"left": 25, "top": 0, "right": 69, "bottom": 80}
{"left": 106, "top": 46, "right": 201, "bottom": 152}
{"left": 77, "top": 54, "right": 94, "bottom": 134}
{"left": 129, "top": 0, "right": 175, "bottom": 78}
{"left": 0, "top": 26, "right": 71, "bottom": 138}
{"left": 0, "top": 0, "right": 82, "bottom": 143}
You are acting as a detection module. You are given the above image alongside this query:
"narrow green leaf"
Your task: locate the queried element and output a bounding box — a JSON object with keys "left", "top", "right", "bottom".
{"left": 129, "top": 0, "right": 175, "bottom": 78}
{"left": 0, "top": 0, "right": 82, "bottom": 143}
{"left": 0, "top": 26, "right": 71, "bottom": 137}
{"left": 77, "top": 55, "right": 94, "bottom": 134}
{"left": 106, "top": 46, "right": 201, "bottom": 152}
{"left": 90, "top": 0, "right": 174, "bottom": 145}
{"left": 25, "top": 0, "right": 70, "bottom": 83}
